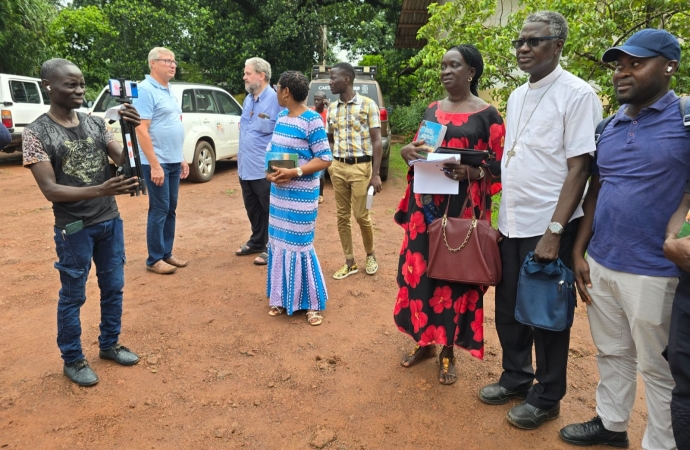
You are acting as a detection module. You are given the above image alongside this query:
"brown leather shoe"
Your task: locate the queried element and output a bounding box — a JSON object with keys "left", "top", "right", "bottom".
{"left": 164, "top": 256, "right": 188, "bottom": 267}
{"left": 147, "top": 260, "right": 177, "bottom": 274}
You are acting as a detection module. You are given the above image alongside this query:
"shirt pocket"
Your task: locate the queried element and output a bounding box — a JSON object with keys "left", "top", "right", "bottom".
{"left": 525, "top": 123, "right": 563, "bottom": 154}
{"left": 258, "top": 117, "right": 274, "bottom": 134}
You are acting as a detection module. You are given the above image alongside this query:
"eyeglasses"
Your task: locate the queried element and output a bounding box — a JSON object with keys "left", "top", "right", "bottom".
{"left": 154, "top": 59, "right": 178, "bottom": 66}
{"left": 511, "top": 36, "right": 559, "bottom": 49}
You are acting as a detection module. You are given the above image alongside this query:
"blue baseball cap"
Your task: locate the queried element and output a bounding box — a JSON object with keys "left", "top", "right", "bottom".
{"left": 602, "top": 29, "right": 681, "bottom": 63}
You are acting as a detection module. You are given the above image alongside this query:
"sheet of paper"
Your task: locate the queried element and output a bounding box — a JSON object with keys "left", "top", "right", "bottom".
{"left": 412, "top": 154, "right": 460, "bottom": 195}
{"left": 104, "top": 105, "right": 124, "bottom": 122}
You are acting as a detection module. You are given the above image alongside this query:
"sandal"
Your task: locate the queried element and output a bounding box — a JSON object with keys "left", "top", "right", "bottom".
{"left": 306, "top": 310, "right": 323, "bottom": 326}
{"left": 400, "top": 345, "right": 434, "bottom": 368}
{"left": 439, "top": 356, "right": 457, "bottom": 385}
{"left": 236, "top": 245, "right": 264, "bottom": 256}
{"left": 268, "top": 306, "right": 285, "bottom": 316}
{"left": 253, "top": 252, "right": 268, "bottom": 266}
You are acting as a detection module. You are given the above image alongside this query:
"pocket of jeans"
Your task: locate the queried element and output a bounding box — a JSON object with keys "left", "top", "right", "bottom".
{"left": 54, "top": 262, "right": 84, "bottom": 279}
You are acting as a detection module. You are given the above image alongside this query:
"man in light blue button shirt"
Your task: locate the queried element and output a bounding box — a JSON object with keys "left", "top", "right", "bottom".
{"left": 133, "top": 47, "right": 189, "bottom": 275}
{"left": 235, "top": 57, "right": 280, "bottom": 266}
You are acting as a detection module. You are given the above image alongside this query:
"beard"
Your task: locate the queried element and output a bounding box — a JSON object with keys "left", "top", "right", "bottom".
{"left": 245, "top": 81, "right": 261, "bottom": 94}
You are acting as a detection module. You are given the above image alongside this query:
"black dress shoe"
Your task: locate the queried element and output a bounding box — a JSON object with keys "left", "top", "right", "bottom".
{"left": 99, "top": 343, "right": 140, "bottom": 366}
{"left": 560, "top": 416, "right": 629, "bottom": 447}
{"left": 507, "top": 401, "right": 560, "bottom": 430}
{"left": 64, "top": 359, "right": 99, "bottom": 387}
{"left": 478, "top": 382, "right": 530, "bottom": 405}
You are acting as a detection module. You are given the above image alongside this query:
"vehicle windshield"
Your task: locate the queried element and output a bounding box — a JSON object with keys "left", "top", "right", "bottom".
{"left": 92, "top": 90, "right": 122, "bottom": 112}
{"left": 307, "top": 82, "right": 379, "bottom": 107}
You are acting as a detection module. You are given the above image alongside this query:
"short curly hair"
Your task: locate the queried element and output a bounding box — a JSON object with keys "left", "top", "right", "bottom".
{"left": 277, "top": 71, "right": 309, "bottom": 102}
{"left": 524, "top": 11, "right": 569, "bottom": 42}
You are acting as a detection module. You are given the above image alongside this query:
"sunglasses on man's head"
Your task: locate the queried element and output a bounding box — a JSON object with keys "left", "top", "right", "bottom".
{"left": 511, "top": 36, "right": 559, "bottom": 49}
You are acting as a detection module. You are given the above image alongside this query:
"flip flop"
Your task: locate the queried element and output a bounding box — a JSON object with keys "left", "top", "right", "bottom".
{"left": 253, "top": 252, "right": 268, "bottom": 266}
{"left": 235, "top": 245, "right": 264, "bottom": 256}
{"left": 268, "top": 306, "right": 285, "bottom": 316}
{"left": 306, "top": 311, "right": 323, "bottom": 326}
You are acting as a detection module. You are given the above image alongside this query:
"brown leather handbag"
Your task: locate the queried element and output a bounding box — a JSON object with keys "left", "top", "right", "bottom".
{"left": 427, "top": 177, "right": 502, "bottom": 286}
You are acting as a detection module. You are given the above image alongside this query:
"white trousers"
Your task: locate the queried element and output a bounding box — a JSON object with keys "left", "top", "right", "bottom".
{"left": 587, "top": 256, "right": 677, "bottom": 450}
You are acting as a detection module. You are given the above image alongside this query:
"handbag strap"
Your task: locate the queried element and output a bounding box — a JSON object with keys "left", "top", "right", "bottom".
{"left": 448, "top": 170, "right": 488, "bottom": 221}
{"left": 522, "top": 252, "right": 567, "bottom": 275}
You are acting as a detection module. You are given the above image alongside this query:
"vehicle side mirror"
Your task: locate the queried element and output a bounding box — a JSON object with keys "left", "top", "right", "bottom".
{"left": 87, "top": 100, "right": 94, "bottom": 108}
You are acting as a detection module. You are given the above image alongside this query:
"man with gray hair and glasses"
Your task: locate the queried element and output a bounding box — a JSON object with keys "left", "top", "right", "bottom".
{"left": 235, "top": 57, "right": 280, "bottom": 266}
{"left": 478, "top": 11, "right": 602, "bottom": 430}
{"left": 133, "top": 47, "right": 189, "bottom": 275}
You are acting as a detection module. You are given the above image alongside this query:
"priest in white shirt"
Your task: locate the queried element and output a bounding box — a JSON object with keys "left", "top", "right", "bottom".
{"left": 477, "top": 11, "right": 603, "bottom": 430}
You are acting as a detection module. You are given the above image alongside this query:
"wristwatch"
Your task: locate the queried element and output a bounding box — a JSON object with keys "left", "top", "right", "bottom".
{"left": 548, "top": 222, "right": 564, "bottom": 235}
{"left": 296, "top": 166, "right": 303, "bottom": 177}
{"left": 477, "top": 167, "right": 485, "bottom": 179}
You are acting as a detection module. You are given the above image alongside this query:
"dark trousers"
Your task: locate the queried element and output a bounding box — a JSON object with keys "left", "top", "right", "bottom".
{"left": 239, "top": 177, "right": 271, "bottom": 251}
{"left": 53, "top": 218, "right": 125, "bottom": 364}
{"left": 668, "top": 276, "right": 690, "bottom": 449}
{"left": 495, "top": 219, "right": 579, "bottom": 409}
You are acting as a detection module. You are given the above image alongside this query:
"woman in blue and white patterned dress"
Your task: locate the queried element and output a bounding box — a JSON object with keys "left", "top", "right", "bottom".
{"left": 265, "top": 71, "right": 332, "bottom": 326}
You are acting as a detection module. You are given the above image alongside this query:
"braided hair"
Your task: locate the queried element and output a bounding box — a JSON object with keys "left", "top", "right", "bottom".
{"left": 277, "top": 71, "right": 309, "bottom": 102}
{"left": 449, "top": 44, "right": 484, "bottom": 96}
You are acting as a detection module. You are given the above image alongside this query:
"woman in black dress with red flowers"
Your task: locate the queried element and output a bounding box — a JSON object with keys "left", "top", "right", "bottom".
{"left": 394, "top": 45, "right": 505, "bottom": 384}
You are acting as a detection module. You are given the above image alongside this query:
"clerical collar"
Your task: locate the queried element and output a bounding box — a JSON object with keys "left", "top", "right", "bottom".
{"left": 528, "top": 65, "right": 563, "bottom": 90}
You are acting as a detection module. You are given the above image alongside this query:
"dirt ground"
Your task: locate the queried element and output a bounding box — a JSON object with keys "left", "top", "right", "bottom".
{"left": 0, "top": 152, "right": 651, "bottom": 449}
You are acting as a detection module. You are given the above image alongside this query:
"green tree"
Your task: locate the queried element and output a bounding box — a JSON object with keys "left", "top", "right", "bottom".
{"left": 193, "top": 0, "right": 322, "bottom": 94}
{"left": 49, "top": 6, "right": 117, "bottom": 95}
{"left": 0, "top": 0, "right": 56, "bottom": 76}
{"left": 359, "top": 49, "right": 419, "bottom": 106}
{"left": 414, "top": 0, "right": 689, "bottom": 113}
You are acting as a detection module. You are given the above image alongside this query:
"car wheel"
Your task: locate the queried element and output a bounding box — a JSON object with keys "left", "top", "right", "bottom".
{"left": 188, "top": 141, "right": 215, "bottom": 183}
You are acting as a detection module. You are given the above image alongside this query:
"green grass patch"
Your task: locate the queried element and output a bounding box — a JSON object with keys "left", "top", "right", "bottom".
{"left": 388, "top": 143, "right": 409, "bottom": 179}
{"left": 491, "top": 192, "right": 501, "bottom": 229}
{"left": 224, "top": 189, "right": 236, "bottom": 195}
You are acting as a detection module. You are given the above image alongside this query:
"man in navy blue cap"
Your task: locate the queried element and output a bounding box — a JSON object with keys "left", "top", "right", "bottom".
{"left": 559, "top": 29, "right": 687, "bottom": 449}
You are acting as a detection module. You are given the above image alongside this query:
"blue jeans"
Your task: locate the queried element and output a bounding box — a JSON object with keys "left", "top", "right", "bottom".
{"left": 142, "top": 163, "right": 181, "bottom": 266}
{"left": 53, "top": 217, "right": 125, "bottom": 364}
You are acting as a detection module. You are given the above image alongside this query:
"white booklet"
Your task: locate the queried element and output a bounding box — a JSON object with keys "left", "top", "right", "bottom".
{"left": 412, "top": 153, "right": 460, "bottom": 195}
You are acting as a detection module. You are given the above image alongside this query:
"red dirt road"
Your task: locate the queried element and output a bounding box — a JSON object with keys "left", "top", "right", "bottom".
{"left": 0, "top": 154, "right": 649, "bottom": 449}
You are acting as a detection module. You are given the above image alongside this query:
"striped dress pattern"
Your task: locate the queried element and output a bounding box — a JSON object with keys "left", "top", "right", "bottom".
{"left": 266, "top": 109, "right": 332, "bottom": 314}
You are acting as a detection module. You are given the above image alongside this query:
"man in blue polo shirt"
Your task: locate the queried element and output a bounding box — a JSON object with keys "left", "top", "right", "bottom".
{"left": 235, "top": 57, "right": 280, "bottom": 266}
{"left": 560, "top": 30, "right": 687, "bottom": 449}
{"left": 133, "top": 47, "right": 188, "bottom": 275}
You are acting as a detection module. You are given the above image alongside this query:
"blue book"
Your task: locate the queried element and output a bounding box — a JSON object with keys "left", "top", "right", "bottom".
{"left": 416, "top": 120, "right": 447, "bottom": 153}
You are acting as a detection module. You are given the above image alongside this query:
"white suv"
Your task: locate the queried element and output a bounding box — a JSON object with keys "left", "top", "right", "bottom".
{"left": 0, "top": 74, "right": 51, "bottom": 153}
{"left": 90, "top": 82, "right": 243, "bottom": 182}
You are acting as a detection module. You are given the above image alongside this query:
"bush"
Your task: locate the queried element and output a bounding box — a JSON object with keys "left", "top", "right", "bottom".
{"left": 389, "top": 99, "right": 429, "bottom": 140}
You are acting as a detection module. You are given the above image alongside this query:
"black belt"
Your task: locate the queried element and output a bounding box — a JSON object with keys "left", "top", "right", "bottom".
{"left": 335, "top": 155, "right": 371, "bottom": 164}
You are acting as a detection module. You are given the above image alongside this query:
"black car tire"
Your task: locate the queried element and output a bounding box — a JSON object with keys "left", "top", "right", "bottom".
{"left": 188, "top": 141, "right": 215, "bottom": 183}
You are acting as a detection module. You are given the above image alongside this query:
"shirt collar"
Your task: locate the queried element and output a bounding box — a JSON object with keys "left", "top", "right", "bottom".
{"left": 337, "top": 93, "right": 361, "bottom": 105}
{"left": 528, "top": 65, "right": 563, "bottom": 90}
{"left": 611, "top": 90, "right": 678, "bottom": 125}
{"left": 145, "top": 74, "right": 169, "bottom": 90}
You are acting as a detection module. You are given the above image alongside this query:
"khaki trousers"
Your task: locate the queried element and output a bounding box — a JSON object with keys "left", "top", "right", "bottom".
{"left": 328, "top": 160, "right": 374, "bottom": 260}
{"left": 587, "top": 256, "right": 677, "bottom": 450}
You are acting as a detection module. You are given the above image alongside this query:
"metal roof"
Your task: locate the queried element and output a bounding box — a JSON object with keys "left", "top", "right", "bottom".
{"left": 394, "top": 0, "right": 434, "bottom": 48}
